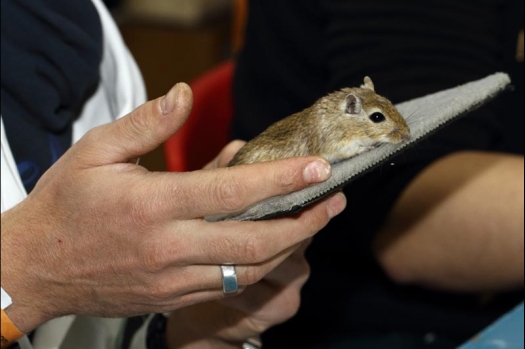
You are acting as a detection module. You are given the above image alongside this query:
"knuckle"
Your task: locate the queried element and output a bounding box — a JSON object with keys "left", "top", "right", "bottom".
{"left": 126, "top": 109, "right": 150, "bottom": 137}
{"left": 129, "top": 200, "right": 151, "bottom": 226}
{"left": 242, "top": 266, "right": 265, "bottom": 286}
{"left": 145, "top": 279, "right": 175, "bottom": 302}
{"left": 301, "top": 207, "right": 330, "bottom": 235}
{"left": 244, "top": 317, "right": 270, "bottom": 335}
{"left": 241, "top": 233, "right": 267, "bottom": 264}
{"left": 126, "top": 180, "right": 164, "bottom": 225}
{"left": 140, "top": 243, "right": 168, "bottom": 273}
{"left": 128, "top": 191, "right": 160, "bottom": 227}
{"left": 75, "top": 126, "right": 103, "bottom": 156}
{"left": 211, "top": 173, "right": 247, "bottom": 212}
{"left": 284, "top": 290, "right": 302, "bottom": 318}
{"left": 82, "top": 125, "right": 102, "bottom": 144}
{"left": 271, "top": 165, "right": 298, "bottom": 192}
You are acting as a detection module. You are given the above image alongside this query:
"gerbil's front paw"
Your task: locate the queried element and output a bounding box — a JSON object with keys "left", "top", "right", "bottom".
{"left": 356, "top": 146, "right": 370, "bottom": 154}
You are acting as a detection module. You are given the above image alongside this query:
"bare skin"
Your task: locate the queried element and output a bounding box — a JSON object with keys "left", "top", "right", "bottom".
{"left": 374, "top": 151, "right": 524, "bottom": 292}
{"left": 167, "top": 239, "right": 313, "bottom": 349}
{"left": 0, "top": 83, "right": 347, "bottom": 335}
{"left": 164, "top": 142, "right": 339, "bottom": 348}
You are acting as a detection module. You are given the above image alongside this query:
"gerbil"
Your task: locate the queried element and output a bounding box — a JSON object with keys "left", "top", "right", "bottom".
{"left": 229, "top": 77, "right": 410, "bottom": 166}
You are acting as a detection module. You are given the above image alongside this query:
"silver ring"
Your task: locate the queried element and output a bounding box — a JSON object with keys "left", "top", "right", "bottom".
{"left": 243, "top": 338, "right": 262, "bottom": 349}
{"left": 220, "top": 265, "right": 238, "bottom": 295}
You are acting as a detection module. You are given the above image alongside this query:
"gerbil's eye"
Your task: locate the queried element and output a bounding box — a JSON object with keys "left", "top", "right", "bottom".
{"left": 370, "top": 112, "right": 386, "bottom": 123}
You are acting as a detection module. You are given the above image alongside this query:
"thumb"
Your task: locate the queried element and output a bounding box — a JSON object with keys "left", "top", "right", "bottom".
{"left": 79, "top": 83, "right": 193, "bottom": 165}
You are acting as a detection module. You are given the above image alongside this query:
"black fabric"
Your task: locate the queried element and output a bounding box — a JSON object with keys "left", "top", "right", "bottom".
{"left": 121, "top": 316, "right": 148, "bottom": 349}
{"left": 1, "top": 0, "right": 103, "bottom": 193}
{"left": 103, "top": 0, "right": 122, "bottom": 9}
{"left": 121, "top": 315, "right": 169, "bottom": 349}
{"left": 146, "top": 314, "right": 169, "bottom": 349}
{"left": 233, "top": 1, "right": 524, "bottom": 348}
{"left": 499, "top": 0, "right": 525, "bottom": 154}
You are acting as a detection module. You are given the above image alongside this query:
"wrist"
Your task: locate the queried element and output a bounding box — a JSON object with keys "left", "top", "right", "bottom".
{"left": 2, "top": 298, "right": 50, "bottom": 335}
{"left": 1, "top": 307, "right": 24, "bottom": 348}
{"left": 1, "top": 210, "right": 55, "bottom": 333}
{"left": 2, "top": 282, "right": 33, "bottom": 347}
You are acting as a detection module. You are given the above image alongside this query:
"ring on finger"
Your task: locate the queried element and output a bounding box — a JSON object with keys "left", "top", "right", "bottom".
{"left": 220, "top": 265, "right": 239, "bottom": 295}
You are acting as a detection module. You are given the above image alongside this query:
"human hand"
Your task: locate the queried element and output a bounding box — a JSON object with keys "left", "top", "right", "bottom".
{"left": 0, "top": 83, "right": 346, "bottom": 334}
{"left": 165, "top": 239, "right": 316, "bottom": 349}
{"left": 163, "top": 142, "right": 345, "bottom": 349}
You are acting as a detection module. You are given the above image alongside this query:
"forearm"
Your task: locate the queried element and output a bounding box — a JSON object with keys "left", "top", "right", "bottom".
{"left": 374, "top": 151, "right": 524, "bottom": 292}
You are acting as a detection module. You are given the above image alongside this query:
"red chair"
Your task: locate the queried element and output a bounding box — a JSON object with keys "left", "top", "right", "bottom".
{"left": 164, "top": 61, "right": 234, "bottom": 172}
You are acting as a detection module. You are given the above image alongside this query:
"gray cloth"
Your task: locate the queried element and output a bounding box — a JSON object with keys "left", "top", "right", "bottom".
{"left": 208, "top": 73, "right": 511, "bottom": 222}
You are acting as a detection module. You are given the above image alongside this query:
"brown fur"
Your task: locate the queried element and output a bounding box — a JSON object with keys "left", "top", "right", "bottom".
{"left": 229, "top": 77, "right": 410, "bottom": 166}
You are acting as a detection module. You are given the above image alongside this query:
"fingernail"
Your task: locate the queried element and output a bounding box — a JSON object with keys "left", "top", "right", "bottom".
{"left": 327, "top": 193, "right": 347, "bottom": 219}
{"left": 303, "top": 160, "right": 331, "bottom": 184}
{"left": 160, "top": 83, "right": 182, "bottom": 115}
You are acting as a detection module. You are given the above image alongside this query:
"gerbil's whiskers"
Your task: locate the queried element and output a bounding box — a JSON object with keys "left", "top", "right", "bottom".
{"left": 403, "top": 102, "right": 446, "bottom": 126}
{"left": 402, "top": 106, "right": 422, "bottom": 125}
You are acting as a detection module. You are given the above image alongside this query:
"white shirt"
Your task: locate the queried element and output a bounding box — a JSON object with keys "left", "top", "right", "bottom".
{"left": 1, "top": 0, "right": 151, "bottom": 348}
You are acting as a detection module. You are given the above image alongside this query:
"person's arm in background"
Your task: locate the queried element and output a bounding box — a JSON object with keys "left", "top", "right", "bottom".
{"left": 233, "top": 0, "right": 524, "bottom": 297}
{"left": 374, "top": 151, "right": 524, "bottom": 292}
{"left": 230, "top": 2, "right": 524, "bottom": 347}
{"left": 372, "top": 4, "right": 525, "bottom": 293}
{"left": 320, "top": 0, "right": 525, "bottom": 294}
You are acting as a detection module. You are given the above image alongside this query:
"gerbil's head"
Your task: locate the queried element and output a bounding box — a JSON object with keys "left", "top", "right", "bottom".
{"left": 322, "top": 77, "right": 410, "bottom": 145}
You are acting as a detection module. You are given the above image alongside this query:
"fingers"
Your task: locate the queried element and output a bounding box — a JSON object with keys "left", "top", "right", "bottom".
{"left": 204, "top": 140, "right": 247, "bottom": 170}
{"left": 133, "top": 290, "right": 227, "bottom": 315}
{"left": 220, "top": 253, "right": 311, "bottom": 315}
{"left": 144, "top": 157, "right": 333, "bottom": 220}
{"left": 262, "top": 244, "right": 311, "bottom": 289}
{"left": 163, "top": 193, "right": 347, "bottom": 265}
{"left": 161, "top": 252, "right": 310, "bottom": 341}
{"left": 128, "top": 246, "right": 298, "bottom": 313}
{"left": 171, "top": 244, "right": 299, "bottom": 295}
{"left": 76, "top": 83, "right": 194, "bottom": 165}
{"left": 218, "top": 280, "right": 297, "bottom": 323}
{"left": 219, "top": 240, "right": 312, "bottom": 315}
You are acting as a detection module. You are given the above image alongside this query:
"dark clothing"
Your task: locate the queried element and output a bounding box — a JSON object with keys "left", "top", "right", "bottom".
{"left": 1, "top": 0, "right": 102, "bottom": 193}
{"left": 233, "top": 1, "right": 524, "bottom": 348}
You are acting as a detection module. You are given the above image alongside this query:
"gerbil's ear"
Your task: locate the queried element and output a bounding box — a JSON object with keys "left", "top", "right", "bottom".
{"left": 345, "top": 94, "right": 362, "bottom": 115}
{"left": 361, "top": 76, "right": 375, "bottom": 92}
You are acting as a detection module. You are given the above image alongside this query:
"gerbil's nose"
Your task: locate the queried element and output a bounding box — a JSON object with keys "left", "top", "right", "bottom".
{"left": 391, "top": 128, "right": 411, "bottom": 143}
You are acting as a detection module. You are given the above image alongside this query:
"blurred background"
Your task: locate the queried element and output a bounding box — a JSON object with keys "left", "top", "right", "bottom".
{"left": 103, "top": 0, "right": 242, "bottom": 171}
{"left": 103, "top": 0, "right": 523, "bottom": 171}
